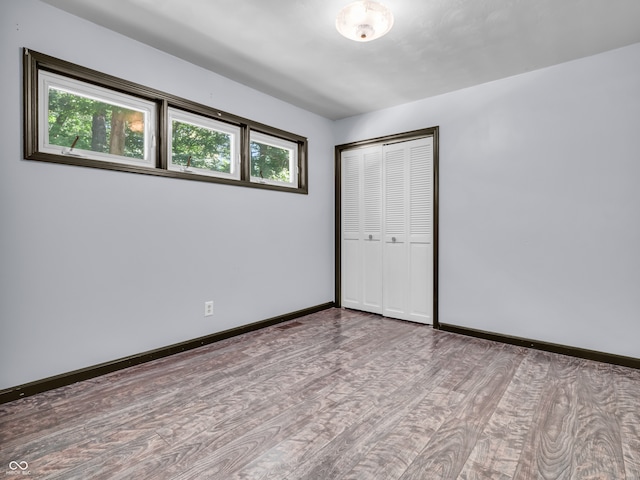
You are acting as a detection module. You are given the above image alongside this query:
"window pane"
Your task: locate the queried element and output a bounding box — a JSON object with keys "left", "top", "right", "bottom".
{"left": 47, "top": 87, "right": 146, "bottom": 160}
{"left": 250, "top": 140, "right": 293, "bottom": 183}
{"left": 171, "top": 120, "right": 232, "bottom": 174}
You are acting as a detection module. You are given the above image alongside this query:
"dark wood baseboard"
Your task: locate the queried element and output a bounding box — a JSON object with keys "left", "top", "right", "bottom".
{"left": 438, "top": 323, "right": 640, "bottom": 370}
{"left": 0, "top": 302, "right": 336, "bottom": 405}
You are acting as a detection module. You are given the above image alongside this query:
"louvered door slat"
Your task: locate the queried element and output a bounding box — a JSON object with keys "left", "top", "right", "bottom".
{"left": 384, "top": 149, "right": 405, "bottom": 237}
{"left": 363, "top": 150, "right": 382, "bottom": 237}
{"left": 342, "top": 153, "right": 360, "bottom": 237}
{"left": 409, "top": 142, "right": 432, "bottom": 241}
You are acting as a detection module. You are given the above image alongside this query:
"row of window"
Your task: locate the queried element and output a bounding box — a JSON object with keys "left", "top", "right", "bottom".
{"left": 24, "top": 49, "right": 308, "bottom": 193}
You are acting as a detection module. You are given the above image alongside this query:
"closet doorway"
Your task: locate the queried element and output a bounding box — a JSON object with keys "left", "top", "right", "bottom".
{"left": 335, "top": 127, "right": 439, "bottom": 326}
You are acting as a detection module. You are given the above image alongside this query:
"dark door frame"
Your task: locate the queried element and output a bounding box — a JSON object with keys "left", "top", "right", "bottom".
{"left": 334, "top": 126, "right": 440, "bottom": 328}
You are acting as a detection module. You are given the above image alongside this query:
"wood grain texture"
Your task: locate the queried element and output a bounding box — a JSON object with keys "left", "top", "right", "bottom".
{"left": 458, "top": 349, "right": 551, "bottom": 479}
{"left": 1, "top": 308, "right": 638, "bottom": 479}
{"left": 572, "top": 360, "right": 625, "bottom": 479}
{"left": 512, "top": 355, "right": 582, "bottom": 480}
{"left": 398, "top": 345, "right": 526, "bottom": 480}
{"left": 614, "top": 365, "right": 640, "bottom": 480}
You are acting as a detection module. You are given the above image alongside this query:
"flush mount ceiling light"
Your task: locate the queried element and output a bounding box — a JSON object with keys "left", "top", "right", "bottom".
{"left": 335, "top": 0, "right": 394, "bottom": 42}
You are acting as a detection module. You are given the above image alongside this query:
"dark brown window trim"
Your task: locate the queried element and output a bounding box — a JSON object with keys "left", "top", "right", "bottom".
{"left": 23, "top": 48, "right": 308, "bottom": 194}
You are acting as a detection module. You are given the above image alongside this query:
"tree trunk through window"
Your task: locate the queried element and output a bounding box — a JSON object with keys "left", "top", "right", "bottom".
{"left": 258, "top": 143, "right": 267, "bottom": 178}
{"left": 109, "top": 109, "right": 126, "bottom": 156}
{"left": 92, "top": 112, "right": 107, "bottom": 152}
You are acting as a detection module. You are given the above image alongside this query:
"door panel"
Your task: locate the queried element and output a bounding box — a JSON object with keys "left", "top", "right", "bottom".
{"left": 383, "top": 241, "right": 406, "bottom": 316}
{"left": 409, "top": 242, "right": 432, "bottom": 322}
{"left": 341, "top": 239, "right": 361, "bottom": 309}
{"left": 362, "top": 239, "right": 382, "bottom": 313}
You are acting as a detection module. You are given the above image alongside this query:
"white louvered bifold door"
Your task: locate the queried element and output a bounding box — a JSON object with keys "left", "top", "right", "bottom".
{"left": 407, "top": 137, "right": 433, "bottom": 323}
{"left": 341, "top": 149, "right": 361, "bottom": 310}
{"left": 341, "top": 146, "right": 382, "bottom": 314}
{"left": 382, "top": 137, "right": 433, "bottom": 323}
{"left": 361, "top": 148, "right": 383, "bottom": 312}
{"left": 382, "top": 146, "right": 407, "bottom": 318}
{"left": 341, "top": 136, "right": 432, "bottom": 323}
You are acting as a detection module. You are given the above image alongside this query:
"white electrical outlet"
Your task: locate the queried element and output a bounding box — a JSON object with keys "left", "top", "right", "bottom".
{"left": 204, "top": 301, "right": 214, "bottom": 317}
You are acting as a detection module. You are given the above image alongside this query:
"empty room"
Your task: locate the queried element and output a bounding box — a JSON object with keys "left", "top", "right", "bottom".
{"left": 1, "top": 0, "right": 639, "bottom": 478}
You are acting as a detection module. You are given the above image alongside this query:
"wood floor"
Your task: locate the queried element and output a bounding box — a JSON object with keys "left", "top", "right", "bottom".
{"left": 1, "top": 308, "right": 639, "bottom": 479}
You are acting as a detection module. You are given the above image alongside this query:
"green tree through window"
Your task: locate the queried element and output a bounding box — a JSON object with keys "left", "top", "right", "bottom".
{"left": 47, "top": 88, "right": 145, "bottom": 159}
{"left": 250, "top": 140, "right": 292, "bottom": 183}
{"left": 171, "top": 120, "right": 232, "bottom": 173}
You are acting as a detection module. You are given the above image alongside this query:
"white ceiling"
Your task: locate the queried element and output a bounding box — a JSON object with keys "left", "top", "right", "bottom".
{"left": 41, "top": 0, "right": 640, "bottom": 120}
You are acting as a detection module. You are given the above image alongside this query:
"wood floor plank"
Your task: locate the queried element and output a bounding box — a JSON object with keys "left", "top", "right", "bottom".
{"left": 511, "top": 354, "right": 582, "bottom": 480}
{"left": 339, "top": 385, "right": 465, "bottom": 480}
{"left": 28, "top": 430, "right": 164, "bottom": 479}
{"left": 276, "top": 360, "right": 448, "bottom": 479}
{"left": 1, "top": 308, "right": 639, "bottom": 480}
{"left": 613, "top": 365, "right": 640, "bottom": 480}
{"left": 458, "top": 349, "right": 551, "bottom": 479}
{"left": 571, "top": 360, "right": 626, "bottom": 479}
{"left": 338, "top": 332, "right": 498, "bottom": 480}
{"left": 61, "top": 315, "right": 416, "bottom": 479}
{"left": 157, "top": 318, "right": 417, "bottom": 447}
{"left": 397, "top": 345, "right": 526, "bottom": 480}
{"left": 162, "top": 326, "right": 430, "bottom": 479}
{"left": 459, "top": 467, "right": 513, "bottom": 480}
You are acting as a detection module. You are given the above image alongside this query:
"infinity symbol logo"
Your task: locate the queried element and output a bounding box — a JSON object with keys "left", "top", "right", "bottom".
{"left": 9, "top": 461, "right": 28, "bottom": 470}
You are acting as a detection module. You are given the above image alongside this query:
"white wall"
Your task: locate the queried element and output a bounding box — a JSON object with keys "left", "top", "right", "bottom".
{"left": 335, "top": 42, "right": 640, "bottom": 359}
{"left": 0, "top": 0, "right": 335, "bottom": 389}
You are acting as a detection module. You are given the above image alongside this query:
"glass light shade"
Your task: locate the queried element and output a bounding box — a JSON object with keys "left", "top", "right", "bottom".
{"left": 335, "top": 0, "right": 394, "bottom": 42}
